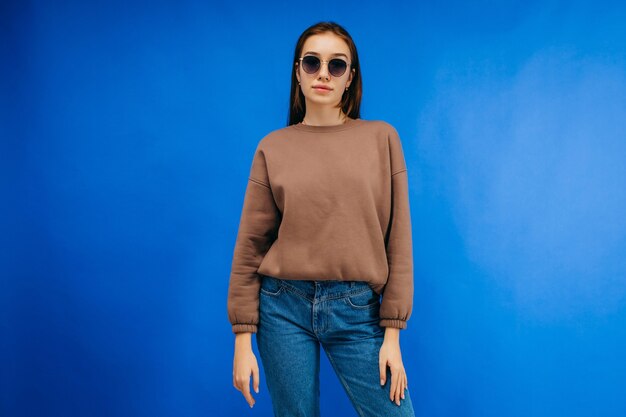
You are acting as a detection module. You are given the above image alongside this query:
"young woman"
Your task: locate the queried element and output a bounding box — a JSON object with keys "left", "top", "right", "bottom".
{"left": 228, "top": 21, "right": 416, "bottom": 417}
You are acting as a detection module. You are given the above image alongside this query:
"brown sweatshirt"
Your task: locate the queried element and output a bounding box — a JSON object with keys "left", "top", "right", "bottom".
{"left": 227, "top": 117, "right": 414, "bottom": 333}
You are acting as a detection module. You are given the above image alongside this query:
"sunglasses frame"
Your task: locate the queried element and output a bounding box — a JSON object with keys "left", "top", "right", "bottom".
{"left": 298, "top": 55, "right": 352, "bottom": 77}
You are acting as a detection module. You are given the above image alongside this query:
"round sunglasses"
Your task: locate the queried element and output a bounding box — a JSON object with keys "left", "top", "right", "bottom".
{"left": 298, "top": 55, "right": 352, "bottom": 77}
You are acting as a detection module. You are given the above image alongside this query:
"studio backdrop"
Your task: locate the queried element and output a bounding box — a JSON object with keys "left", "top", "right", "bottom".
{"left": 2, "top": 1, "right": 625, "bottom": 416}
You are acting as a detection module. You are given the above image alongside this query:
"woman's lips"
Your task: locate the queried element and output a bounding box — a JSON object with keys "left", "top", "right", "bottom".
{"left": 313, "top": 86, "right": 332, "bottom": 92}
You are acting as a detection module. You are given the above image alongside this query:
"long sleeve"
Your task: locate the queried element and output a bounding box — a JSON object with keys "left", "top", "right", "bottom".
{"left": 227, "top": 145, "right": 281, "bottom": 334}
{"left": 379, "top": 127, "right": 414, "bottom": 330}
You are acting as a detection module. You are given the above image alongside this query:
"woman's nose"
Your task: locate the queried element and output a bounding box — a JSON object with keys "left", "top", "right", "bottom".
{"left": 318, "top": 62, "right": 330, "bottom": 79}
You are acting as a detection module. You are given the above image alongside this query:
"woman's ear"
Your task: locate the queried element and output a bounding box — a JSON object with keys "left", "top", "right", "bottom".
{"left": 346, "top": 68, "right": 355, "bottom": 88}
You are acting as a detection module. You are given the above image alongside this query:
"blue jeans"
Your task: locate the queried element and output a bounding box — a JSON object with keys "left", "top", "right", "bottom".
{"left": 256, "top": 275, "right": 415, "bottom": 417}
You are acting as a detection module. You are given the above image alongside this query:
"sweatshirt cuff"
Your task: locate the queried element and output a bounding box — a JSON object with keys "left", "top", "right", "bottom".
{"left": 379, "top": 318, "right": 407, "bottom": 329}
{"left": 232, "top": 323, "right": 258, "bottom": 334}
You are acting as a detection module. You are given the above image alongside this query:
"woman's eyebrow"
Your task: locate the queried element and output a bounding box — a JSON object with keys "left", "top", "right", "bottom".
{"left": 303, "top": 51, "right": 348, "bottom": 58}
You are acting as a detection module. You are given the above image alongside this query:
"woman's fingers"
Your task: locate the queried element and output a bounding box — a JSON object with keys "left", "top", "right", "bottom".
{"left": 389, "top": 367, "right": 409, "bottom": 405}
{"left": 397, "top": 370, "right": 404, "bottom": 405}
{"left": 390, "top": 367, "right": 401, "bottom": 405}
{"left": 379, "top": 343, "right": 407, "bottom": 406}
{"left": 241, "top": 380, "right": 255, "bottom": 408}
{"left": 402, "top": 374, "right": 407, "bottom": 399}
{"left": 233, "top": 368, "right": 257, "bottom": 408}
{"left": 233, "top": 349, "right": 259, "bottom": 408}
{"left": 379, "top": 359, "right": 387, "bottom": 386}
{"left": 252, "top": 365, "right": 260, "bottom": 394}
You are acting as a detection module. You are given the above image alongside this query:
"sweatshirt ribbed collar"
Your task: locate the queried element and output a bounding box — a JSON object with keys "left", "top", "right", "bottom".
{"left": 291, "top": 117, "right": 361, "bottom": 133}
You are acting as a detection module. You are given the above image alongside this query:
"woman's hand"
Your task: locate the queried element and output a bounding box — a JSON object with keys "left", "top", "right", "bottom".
{"left": 232, "top": 332, "right": 260, "bottom": 408}
{"left": 379, "top": 328, "right": 408, "bottom": 406}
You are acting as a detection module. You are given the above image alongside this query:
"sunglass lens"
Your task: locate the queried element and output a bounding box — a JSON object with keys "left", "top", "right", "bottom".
{"left": 329, "top": 59, "right": 347, "bottom": 77}
{"left": 302, "top": 56, "right": 320, "bottom": 74}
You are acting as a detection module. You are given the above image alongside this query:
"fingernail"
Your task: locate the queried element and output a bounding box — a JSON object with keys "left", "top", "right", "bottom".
{"left": 255, "top": 387, "right": 259, "bottom": 393}
{"left": 380, "top": 379, "right": 384, "bottom": 386}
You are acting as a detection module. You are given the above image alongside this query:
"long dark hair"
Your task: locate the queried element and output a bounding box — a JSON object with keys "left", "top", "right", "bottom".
{"left": 287, "top": 21, "right": 362, "bottom": 126}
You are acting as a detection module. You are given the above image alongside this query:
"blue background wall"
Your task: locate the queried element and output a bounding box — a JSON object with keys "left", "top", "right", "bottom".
{"left": 2, "top": 1, "right": 625, "bottom": 416}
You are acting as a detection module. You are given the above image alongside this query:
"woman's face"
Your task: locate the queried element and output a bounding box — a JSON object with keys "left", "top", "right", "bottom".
{"left": 295, "top": 33, "right": 354, "bottom": 109}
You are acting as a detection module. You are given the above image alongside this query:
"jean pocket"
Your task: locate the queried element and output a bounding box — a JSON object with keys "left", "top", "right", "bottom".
{"left": 260, "top": 275, "right": 285, "bottom": 297}
{"left": 344, "top": 288, "right": 380, "bottom": 309}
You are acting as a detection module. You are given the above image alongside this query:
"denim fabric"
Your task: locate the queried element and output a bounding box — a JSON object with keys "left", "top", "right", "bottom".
{"left": 256, "top": 275, "right": 415, "bottom": 417}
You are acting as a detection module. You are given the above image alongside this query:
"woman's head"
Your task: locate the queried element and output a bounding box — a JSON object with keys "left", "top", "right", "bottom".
{"left": 288, "top": 22, "right": 362, "bottom": 125}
